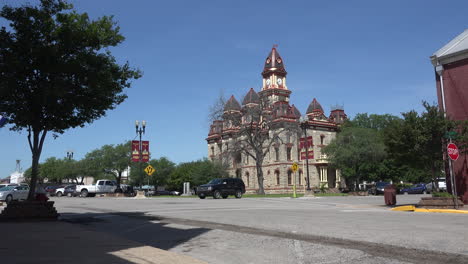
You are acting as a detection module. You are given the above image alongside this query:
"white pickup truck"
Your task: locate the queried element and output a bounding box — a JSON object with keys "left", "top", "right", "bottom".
{"left": 76, "top": 180, "right": 117, "bottom": 197}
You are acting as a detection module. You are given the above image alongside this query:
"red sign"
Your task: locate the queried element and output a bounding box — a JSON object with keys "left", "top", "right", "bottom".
{"left": 141, "top": 141, "right": 150, "bottom": 162}
{"left": 299, "top": 136, "right": 313, "bottom": 160}
{"left": 131, "top": 140, "right": 140, "bottom": 162}
{"left": 447, "top": 143, "right": 459, "bottom": 161}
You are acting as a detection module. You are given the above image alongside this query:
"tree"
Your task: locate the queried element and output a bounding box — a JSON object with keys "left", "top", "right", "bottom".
{"left": 39, "top": 157, "right": 64, "bottom": 183}
{"left": 148, "top": 157, "right": 176, "bottom": 188}
{"left": 384, "top": 102, "right": 450, "bottom": 188}
{"left": 84, "top": 141, "right": 132, "bottom": 188}
{"left": 348, "top": 113, "right": 401, "bottom": 131}
{"left": 323, "top": 127, "right": 387, "bottom": 190}
{"left": 0, "top": 0, "right": 141, "bottom": 200}
{"left": 167, "top": 159, "right": 227, "bottom": 191}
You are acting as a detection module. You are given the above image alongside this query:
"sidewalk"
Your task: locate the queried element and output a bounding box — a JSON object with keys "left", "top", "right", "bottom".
{"left": 0, "top": 220, "right": 207, "bottom": 264}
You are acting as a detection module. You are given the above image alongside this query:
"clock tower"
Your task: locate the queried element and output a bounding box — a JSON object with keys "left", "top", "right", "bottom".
{"left": 259, "top": 45, "right": 291, "bottom": 105}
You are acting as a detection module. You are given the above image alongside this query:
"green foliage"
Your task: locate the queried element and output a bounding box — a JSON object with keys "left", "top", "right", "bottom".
{"left": 148, "top": 157, "right": 176, "bottom": 187}
{"left": 167, "top": 159, "right": 228, "bottom": 191}
{"left": 432, "top": 192, "right": 455, "bottom": 198}
{"left": 83, "top": 141, "right": 132, "bottom": 186}
{"left": 348, "top": 113, "right": 401, "bottom": 131}
{"left": 384, "top": 102, "right": 450, "bottom": 184}
{"left": 319, "top": 182, "right": 328, "bottom": 193}
{"left": 323, "top": 126, "right": 386, "bottom": 190}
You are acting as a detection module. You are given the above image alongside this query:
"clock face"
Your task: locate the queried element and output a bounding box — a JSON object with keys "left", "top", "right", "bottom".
{"left": 266, "top": 79, "right": 271, "bottom": 86}
{"left": 277, "top": 78, "right": 283, "bottom": 85}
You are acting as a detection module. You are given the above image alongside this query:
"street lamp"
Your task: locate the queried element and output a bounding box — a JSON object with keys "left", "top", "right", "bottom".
{"left": 299, "top": 116, "right": 311, "bottom": 191}
{"left": 135, "top": 120, "right": 146, "bottom": 187}
{"left": 66, "top": 150, "right": 74, "bottom": 160}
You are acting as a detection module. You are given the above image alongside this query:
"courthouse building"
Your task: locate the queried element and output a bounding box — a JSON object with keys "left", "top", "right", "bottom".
{"left": 207, "top": 47, "right": 347, "bottom": 194}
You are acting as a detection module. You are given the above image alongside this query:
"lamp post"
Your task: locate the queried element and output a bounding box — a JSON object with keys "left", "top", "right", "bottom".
{"left": 66, "top": 150, "right": 74, "bottom": 160}
{"left": 135, "top": 120, "right": 146, "bottom": 187}
{"left": 300, "top": 116, "right": 311, "bottom": 191}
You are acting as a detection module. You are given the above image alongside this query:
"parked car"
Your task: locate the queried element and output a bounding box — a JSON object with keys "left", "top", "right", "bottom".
{"left": 425, "top": 178, "right": 447, "bottom": 193}
{"left": 368, "top": 182, "right": 390, "bottom": 195}
{"left": 171, "top": 190, "right": 181, "bottom": 196}
{"left": 197, "top": 178, "right": 246, "bottom": 199}
{"left": 76, "top": 180, "right": 117, "bottom": 197}
{"left": 0, "top": 185, "right": 30, "bottom": 203}
{"left": 55, "top": 185, "right": 78, "bottom": 197}
{"left": 401, "top": 183, "right": 428, "bottom": 194}
{"left": 44, "top": 185, "right": 62, "bottom": 197}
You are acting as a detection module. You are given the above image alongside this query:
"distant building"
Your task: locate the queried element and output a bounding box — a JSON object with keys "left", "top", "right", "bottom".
{"left": 431, "top": 29, "right": 468, "bottom": 203}
{"left": 207, "top": 47, "right": 347, "bottom": 194}
{"left": 9, "top": 171, "right": 24, "bottom": 184}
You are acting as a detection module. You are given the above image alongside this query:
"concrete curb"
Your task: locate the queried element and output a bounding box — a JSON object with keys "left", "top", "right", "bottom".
{"left": 391, "top": 205, "right": 468, "bottom": 214}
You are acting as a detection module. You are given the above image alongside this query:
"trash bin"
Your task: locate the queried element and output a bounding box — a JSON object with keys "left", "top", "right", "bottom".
{"left": 384, "top": 184, "right": 397, "bottom": 206}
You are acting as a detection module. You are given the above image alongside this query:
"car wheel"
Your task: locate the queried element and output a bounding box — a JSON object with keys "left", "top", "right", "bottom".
{"left": 213, "top": 190, "right": 221, "bottom": 199}
{"left": 198, "top": 195, "right": 206, "bottom": 199}
{"left": 56, "top": 191, "right": 63, "bottom": 197}
{"left": 5, "top": 195, "right": 13, "bottom": 204}
{"left": 80, "top": 189, "right": 88, "bottom": 197}
{"left": 235, "top": 190, "right": 242, "bottom": 199}
{"left": 67, "top": 192, "right": 72, "bottom": 197}
{"left": 222, "top": 195, "right": 228, "bottom": 199}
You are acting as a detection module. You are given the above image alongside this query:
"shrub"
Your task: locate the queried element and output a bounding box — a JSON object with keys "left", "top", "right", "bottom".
{"left": 432, "top": 192, "right": 455, "bottom": 198}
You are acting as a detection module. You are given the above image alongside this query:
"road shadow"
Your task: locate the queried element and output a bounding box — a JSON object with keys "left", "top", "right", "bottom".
{"left": 0, "top": 211, "right": 210, "bottom": 264}
{"left": 60, "top": 211, "right": 211, "bottom": 251}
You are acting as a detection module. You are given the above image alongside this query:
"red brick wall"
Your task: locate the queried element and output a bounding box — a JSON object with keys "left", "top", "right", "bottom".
{"left": 436, "top": 58, "right": 468, "bottom": 203}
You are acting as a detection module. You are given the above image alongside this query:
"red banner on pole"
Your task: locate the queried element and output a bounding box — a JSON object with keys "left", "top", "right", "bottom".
{"left": 299, "top": 136, "right": 313, "bottom": 160}
{"left": 131, "top": 140, "right": 140, "bottom": 162}
{"left": 141, "top": 141, "right": 150, "bottom": 162}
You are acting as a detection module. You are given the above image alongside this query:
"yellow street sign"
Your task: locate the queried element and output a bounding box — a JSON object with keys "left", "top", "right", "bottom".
{"left": 291, "top": 162, "right": 298, "bottom": 172}
{"left": 144, "top": 165, "right": 155, "bottom": 176}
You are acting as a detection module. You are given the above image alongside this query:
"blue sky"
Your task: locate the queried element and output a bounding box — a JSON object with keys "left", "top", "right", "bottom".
{"left": 1, "top": 0, "right": 467, "bottom": 177}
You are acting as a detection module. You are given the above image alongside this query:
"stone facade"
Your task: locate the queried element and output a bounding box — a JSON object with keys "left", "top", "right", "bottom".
{"left": 207, "top": 47, "right": 347, "bottom": 194}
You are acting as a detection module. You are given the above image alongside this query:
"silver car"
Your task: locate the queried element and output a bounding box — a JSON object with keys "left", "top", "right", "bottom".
{"left": 0, "top": 185, "right": 30, "bottom": 203}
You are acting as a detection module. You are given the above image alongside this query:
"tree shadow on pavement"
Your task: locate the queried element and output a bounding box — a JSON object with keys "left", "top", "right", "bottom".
{"left": 1, "top": 211, "right": 210, "bottom": 264}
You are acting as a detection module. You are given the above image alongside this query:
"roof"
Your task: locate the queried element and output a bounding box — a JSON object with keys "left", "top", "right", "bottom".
{"left": 291, "top": 104, "right": 301, "bottom": 118}
{"left": 262, "top": 46, "right": 287, "bottom": 76}
{"left": 432, "top": 29, "right": 468, "bottom": 61}
{"left": 242, "top": 88, "right": 260, "bottom": 105}
{"left": 306, "top": 98, "right": 324, "bottom": 114}
{"left": 224, "top": 95, "right": 241, "bottom": 112}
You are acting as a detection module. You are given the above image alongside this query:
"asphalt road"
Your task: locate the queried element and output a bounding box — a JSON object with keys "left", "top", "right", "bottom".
{"left": 52, "top": 195, "right": 468, "bottom": 264}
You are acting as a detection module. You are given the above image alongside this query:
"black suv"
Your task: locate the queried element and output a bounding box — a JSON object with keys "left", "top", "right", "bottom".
{"left": 197, "top": 178, "right": 245, "bottom": 199}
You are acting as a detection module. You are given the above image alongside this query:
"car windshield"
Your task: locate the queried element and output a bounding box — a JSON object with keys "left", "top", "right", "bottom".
{"left": 208, "top": 179, "right": 222, "bottom": 184}
{"left": 376, "top": 182, "right": 389, "bottom": 187}
{"left": 0, "top": 186, "right": 15, "bottom": 191}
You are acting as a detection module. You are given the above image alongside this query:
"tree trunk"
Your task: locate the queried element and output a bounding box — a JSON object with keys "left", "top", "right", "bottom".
{"left": 27, "top": 129, "right": 47, "bottom": 201}
{"left": 431, "top": 165, "right": 439, "bottom": 192}
{"left": 117, "top": 171, "right": 122, "bottom": 188}
{"left": 255, "top": 155, "right": 265, "bottom": 194}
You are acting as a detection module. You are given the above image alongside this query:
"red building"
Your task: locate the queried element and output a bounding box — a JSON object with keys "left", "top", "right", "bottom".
{"left": 431, "top": 29, "right": 468, "bottom": 203}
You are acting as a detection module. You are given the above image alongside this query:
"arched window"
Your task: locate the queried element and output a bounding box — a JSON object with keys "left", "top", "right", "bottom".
{"left": 245, "top": 172, "right": 250, "bottom": 186}
{"left": 275, "top": 170, "right": 280, "bottom": 185}
{"left": 287, "top": 170, "right": 292, "bottom": 185}
{"left": 275, "top": 147, "right": 280, "bottom": 161}
{"left": 286, "top": 146, "right": 292, "bottom": 161}
{"left": 299, "top": 170, "right": 303, "bottom": 185}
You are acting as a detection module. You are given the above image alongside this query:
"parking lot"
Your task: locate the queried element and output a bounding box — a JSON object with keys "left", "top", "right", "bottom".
{"left": 36, "top": 194, "right": 467, "bottom": 264}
